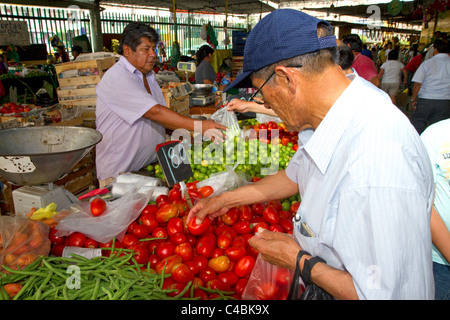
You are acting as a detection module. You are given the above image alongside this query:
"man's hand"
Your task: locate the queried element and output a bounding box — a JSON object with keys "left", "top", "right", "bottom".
{"left": 187, "top": 194, "right": 231, "bottom": 225}
{"left": 249, "top": 228, "right": 301, "bottom": 271}
{"left": 201, "top": 119, "right": 227, "bottom": 143}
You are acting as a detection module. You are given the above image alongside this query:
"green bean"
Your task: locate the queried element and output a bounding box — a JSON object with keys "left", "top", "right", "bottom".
{"left": 1, "top": 265, "right": 48, "bottom": 278}
{"left": 41, "top": 260, "right": 68, "bottom": 279}
{"left": 91, "top": 278, "right": 101, "bottom": 300}
{"left": 0, "top": 284, "right": 9, "bottom": 300}
{"left": 198, "top": 285, "right": 235, "bottom": 296}
{"left": 171, "top": 281, "right": 192, "bottom": 299}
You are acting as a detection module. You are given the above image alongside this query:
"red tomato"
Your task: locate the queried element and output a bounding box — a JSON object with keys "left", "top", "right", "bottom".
{"left": 192, "top": 255, "right": 208, "bottom": 272}
{"left": 174, "top": 242, "right": 193, "bottom": 262}
{"left": 185, "top": 260, "right": 200, "bottom": 275}
{"left": 257, "top": 282, "right": 280, "bottom": 300}
{"left": 251, "top": 203, "right": 265, "bottom": 216}
{"left": 128, "top": 243, "right": 149, "bottom": 265}
{"left": 84, "top": 238, "right": 98, "bottom": 248}
{"left": 186, "top": 181, "right": 198, "bottom": 190}
{"left": 199, "top": 267, "right": 217, "bottom": 283}
{"left": 171, "top": 263, "right": 195, "bottom": 284}
{"left": 187, "top": 217, "right": 212, "bottom": 236}
{"left": 66, "top": 232, "right": 86, "bottom": 247}
{"left": 167, "top": 217, "right": 184, "bottom": 237}
{"left": 217, "top": 271, "right": 239, "bottom": 287}
{"left": 155, "top": 255, "right": 183, "bottom": 274}
{"left": 262, "top": 206, "right": 280, "bottom": 225}
{"left": 214, "top": 225, "right": 236, "bottom": 238}
{"left": 166, "top": 282, "right": 189, "bottom": 298}
{"left": 196, "top": 233, "right": 216, "bottom": 258}
{"left": 275, "top": 268, "right": 291, "bottom": 287}
{"left": 207, "top": 278, "right": 232, "bottom": 292}
{"left": 50, "top": 244, "right": 66, "bottom": 257}
{"left": 231, "top": 236, "right": 247, "bottom": 248}
{"left": 278, "top": 210, "right": 291, "bottom": 220}
{"left": 232, "top": 220, "right": 252, "bottom": 234}
{"left": 141, "top": 204, "right": 159, "bottom": 215}
{"left": 234, "top": 278, "right": 248, "bottom": 296}
{"left": 168, "top": 188, "right": 182, "bottom": 202}
{"left": 221, "top": 207, "right": 239, "bottom": 225}
{"left": 156, "top": 204, "right": 179, "bottom": 224}
{"left": 172, "top": 199, "right": 189, "bottom": 217}
{"left": 127, "top": 220, "right": 138, "bottom": 234}
{"left": 152, "top": 227, "right": 168, "bottom": 241}
{"left": 170, "top": 232, "right": 187, "bottom": 245}
{"left": 251, "top": 221, "right": 269, "bottom": 232}
{"left": 139, "top": 212, "right": 159, "bottom": 233}
{"left": 155, "top": 194, "right": 169, "bottom": 206}
{"left": 48, "top": 228, "right": 65, "bottom": 245}
{"left": 121, "top": 234, "right": 140, "bottom": 248}
{"left": 208, "top": 255, "right": 230, "bottom": 273}
{"left": 234, "top": 256, "right": 255, "bottom": 277}
{"left": 269, "top": 224, "right": 284, "bottom": 233}
{"left": 267, "top": 200, "right": 282, "bottom": 211}
{"left": 238, "top": 205, "right": 253, "bottom": 221}
{"left": 132, "top": 224, "right": 149, "bottom": 239}
{"left": 211, "top": 248, "right": 224, "bottom": 258}
{"left": 90, "top": 198, "right": 107, "bottom": 216}
{"left": 188, "top": 190, "right": 203, "bottom": 204}
{"left": 198, "top": 186, "right": 214, "bottom": 198}
{"left": 290, "top": 201, "right": 300, "bottom": 214}
{"left": 279, "top": 218, "right": 293, "bottom": 232}
{"left": 155, "top": 241, "right": 176, "bottom": 259}
{"left": 148, "top": 254, "right": 160, "bottom": 269}
{"left": 225, "top": 246, "right": 247, "bottom": 262}
{"left": 217, "top": 232, "right": 232, "bottom": 250}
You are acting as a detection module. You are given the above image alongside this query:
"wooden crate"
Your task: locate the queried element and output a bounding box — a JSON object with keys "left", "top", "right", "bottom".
{"left": 54, "top": 150, "right": 96, "bottom": 195}
{"left": 232, "top": 56, "right": 244, "bottom": 77}
{"left": 161, "top": 82, "right": 193, "bottom": 116}
{"left": 56, "top": 56, "right": 115, "bottom": 107}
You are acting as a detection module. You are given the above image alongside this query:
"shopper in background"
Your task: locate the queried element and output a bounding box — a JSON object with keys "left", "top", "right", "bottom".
{"left": 342, "top": 34, "right": 380, "bottom": 87}
{"left": 378, "top": 49, "right": 408, "bottom": 105}
{"left": 188, "top": 9, "right": 435, "bottom": 300}
{"left": 420, "top": 118, "right": 450, "bottom": 300}
{"left": 410, "top": 38, "right": 450, "bottom": 135}
{"left": 71, "top": 46, "right": 82, "bottom": 60}
{"left": 95, "top": 22, "right": 226, "bottom": 188}
{"left": 194, "top": 45, "right": 216, "bottom": 85}
{"left": 402, "top": 50, "right": 426, "bottom": 94}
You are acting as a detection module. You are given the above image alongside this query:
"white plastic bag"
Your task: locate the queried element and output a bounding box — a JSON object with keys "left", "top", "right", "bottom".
{"left": 196, "top": 165, "right": 250, "bottom": 197}
{"left": 210, "top": 107, "right": 242, "bottom": 140}
{"left": 55, "top": 188, "right": 152, "bottom": 244}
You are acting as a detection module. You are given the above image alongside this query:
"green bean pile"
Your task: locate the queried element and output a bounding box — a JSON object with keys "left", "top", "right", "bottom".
{"left": 0, "top": 246, "right": 236, "bottom": 300}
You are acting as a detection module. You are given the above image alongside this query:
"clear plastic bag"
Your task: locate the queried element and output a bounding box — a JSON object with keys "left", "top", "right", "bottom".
{"left": 242, "top": 253, "right": 299, "bottom": 300}
{"left": 55, "top": 188, "right": 152, "bottom": 244}
{"left": 196, "top": 165, "right": 250, "bottom": 197}
{"left": 210, "top": 107, "right": 242, "bottom": 140}
{"left": 0, "top": 215, "right": 51, "bottom": 271}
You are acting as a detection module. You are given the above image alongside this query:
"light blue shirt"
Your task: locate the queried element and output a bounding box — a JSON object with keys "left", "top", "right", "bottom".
{"left": 421, "top": 118, "right": 450, "bottom": 266}
{"left": 95, "top": 56, "right": 166, "bottom": 180}
{"left": 412, "top": 53, "right": 450, "bottom": 100}
{"left": 286, "top": 75, "right": 435, "bottom": 299}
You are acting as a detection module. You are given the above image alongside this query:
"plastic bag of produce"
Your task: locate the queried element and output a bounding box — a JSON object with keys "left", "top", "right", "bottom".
{"left": 55, "top": 187, "right": 152, "bottom": 244}
{"left": 210, "top": 107, "right": 242, "bottom": 139}
{"left": 196, "top": 165, "right": 250, "bottom": 197}
{"left": 242, "top": 253, "right": 298, "bottom": 300}
{"left": 0, "top": 215, "right": 51, "bottom": 272}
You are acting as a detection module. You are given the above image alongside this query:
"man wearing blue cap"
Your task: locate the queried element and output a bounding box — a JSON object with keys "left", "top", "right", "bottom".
{"left": 188, "top": 9, "right": 435, "bottom": 299}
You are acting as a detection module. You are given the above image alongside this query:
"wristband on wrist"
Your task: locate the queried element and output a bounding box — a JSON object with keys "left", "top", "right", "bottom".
{"left": 301, "top": 256, "right": 326, "bottom": 284}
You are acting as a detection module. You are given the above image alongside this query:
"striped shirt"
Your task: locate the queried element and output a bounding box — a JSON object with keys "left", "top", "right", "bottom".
{"left": 286, "top": 74, "right": 435, "bottom": 299}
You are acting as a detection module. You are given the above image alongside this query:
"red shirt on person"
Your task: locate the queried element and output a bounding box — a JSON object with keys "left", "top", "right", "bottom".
{"left": 352, "top": 53, "right": 378, "bottom": 82}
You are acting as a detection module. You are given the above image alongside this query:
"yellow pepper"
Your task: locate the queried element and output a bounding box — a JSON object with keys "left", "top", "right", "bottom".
{"left": 30, "top": 203, "right": 58, "bottom": 220}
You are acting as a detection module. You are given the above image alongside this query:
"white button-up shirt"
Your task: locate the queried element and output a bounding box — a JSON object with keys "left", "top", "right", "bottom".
{"left": 286, "top": 75, "right": 435, "bottom": 299}
{"left": 95, "top": 56, "right": 166, "bottom": 180}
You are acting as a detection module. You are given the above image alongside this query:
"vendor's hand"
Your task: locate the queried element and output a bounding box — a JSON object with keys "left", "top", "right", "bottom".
{"left": 201, "top": 120, "right": 227, "bottom": 143}
{"left": 249, "top": 228, "right": 301, "bottom": 271}
{"left": 410, "top": 100, "right": 417, "bottom": 111}
{"left": 187, "top": 195, "right": 230, "bottom": 226}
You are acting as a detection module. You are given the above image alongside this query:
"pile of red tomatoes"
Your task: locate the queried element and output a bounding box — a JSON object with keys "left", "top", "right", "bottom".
{"left": 48, "top": 182, "right": 300, "bottom": 300}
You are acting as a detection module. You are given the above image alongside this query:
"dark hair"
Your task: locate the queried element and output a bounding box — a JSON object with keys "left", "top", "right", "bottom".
{"left": 119, "top": 22, "right": 159, "bottom": 55}
{"left": 338, "top": 44, "right": 354, "bottom": 70}
{"left": 196, "top": 45, "right": 214, "bottom": 66}
{"left": 412, "top": 43, "right": 418, "bottom": 57}
{"left": 388, "top": 49, "right": 399, "bottom": 60}
{"left": 434, "top": 38, "right": 450, "bottom": 54}
{"left": 342, "top": 34, "right": 362, "bottom": 52}
{"left": 71, "top": 46, "right": 82, "bottom": 53}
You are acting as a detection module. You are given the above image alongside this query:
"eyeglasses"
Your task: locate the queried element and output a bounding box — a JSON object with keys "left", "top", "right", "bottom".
{"left": 248, "top": 64, "right": 303, "bottom": 105}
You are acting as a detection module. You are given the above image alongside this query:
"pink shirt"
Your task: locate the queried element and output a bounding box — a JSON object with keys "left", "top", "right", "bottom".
{"left": 95, "top": 56, "right": 166, "bottom": 180}
{"left": 352, "top": 53, "right": 378, "bottom": 82}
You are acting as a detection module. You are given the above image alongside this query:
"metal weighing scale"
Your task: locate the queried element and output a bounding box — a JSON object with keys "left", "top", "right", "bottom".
{"left": 0, "top": 126, "right": 102, "bottom": 214}
{"left": 176, "top": 61, "right": 215, "bottom": 107}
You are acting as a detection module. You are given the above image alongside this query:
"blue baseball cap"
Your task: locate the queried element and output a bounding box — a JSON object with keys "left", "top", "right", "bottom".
{"left": 226, "top": 9, "right": 336, "bottom": 90}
